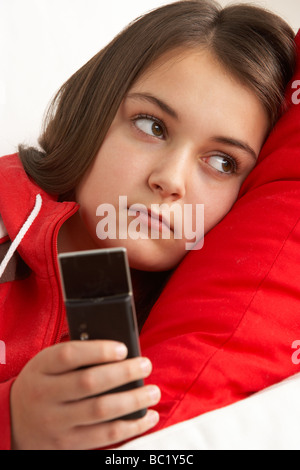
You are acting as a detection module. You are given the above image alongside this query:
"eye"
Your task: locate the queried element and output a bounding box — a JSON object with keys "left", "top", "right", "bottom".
{"left": 204, "top": 155, "right": 237, "bottom": 174}
{"left": 133, "top": 115, "right": 165, "bottom": 139}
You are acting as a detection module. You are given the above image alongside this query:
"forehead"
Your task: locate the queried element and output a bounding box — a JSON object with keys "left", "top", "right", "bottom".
{"left": 130, "top": 46, "right": 255, "bottom": 111}
{"left": 129, "top": 47, "right": 268, "bottom": 149}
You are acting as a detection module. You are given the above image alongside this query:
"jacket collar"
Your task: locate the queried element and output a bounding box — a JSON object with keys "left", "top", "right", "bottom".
{"left": 0, "top": 153, "right": 78, "bottom": 278}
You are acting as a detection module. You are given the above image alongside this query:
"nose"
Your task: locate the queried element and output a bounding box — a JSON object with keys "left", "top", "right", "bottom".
{"left": 148, "top": 148, "right": 188, "bottom": 200}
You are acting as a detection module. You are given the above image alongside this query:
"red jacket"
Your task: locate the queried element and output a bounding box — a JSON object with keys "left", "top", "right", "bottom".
{"left": 0, "top": 153, "right": 79, "bottom": 449}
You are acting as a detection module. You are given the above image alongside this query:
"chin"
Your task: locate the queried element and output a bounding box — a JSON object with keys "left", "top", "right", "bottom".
{"left": 127, "top": 248, "right": 181, "bottom": 272}
{"left": 97, "top": 238, "right": 184, "bottom": 272}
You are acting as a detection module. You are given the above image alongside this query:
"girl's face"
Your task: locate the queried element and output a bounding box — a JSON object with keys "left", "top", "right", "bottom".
{"left": 76, "top": 48, "right": 269, "bottom": 271}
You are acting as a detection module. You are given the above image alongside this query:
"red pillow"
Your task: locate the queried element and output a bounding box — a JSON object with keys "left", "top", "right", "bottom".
{"left": 140, "top": 30, "right": 300, "bottom": 433}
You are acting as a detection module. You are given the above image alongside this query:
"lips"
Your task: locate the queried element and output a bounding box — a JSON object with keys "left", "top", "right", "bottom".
{"left": 128, "top": 204, "right": 173, "bottom": 233}
{"left": 149, "top": 208, "right": 173, "bottom": 231}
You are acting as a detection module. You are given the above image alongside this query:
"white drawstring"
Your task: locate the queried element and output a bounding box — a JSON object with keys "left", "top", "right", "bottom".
{"left": 0, "top": 194, "right": 42, "bottom": 278}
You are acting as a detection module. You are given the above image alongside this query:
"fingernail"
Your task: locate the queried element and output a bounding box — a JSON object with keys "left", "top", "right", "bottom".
{"left": 139, "top": 357, "right": 152, "bottom": 374}
{"left": 147, "top": 385, "right": 161, "bottom": 403}
{"left": 115, "top": 343, "right": 128, "bottom": 359}
{"left": 147, "top": 410, "right": 160, "bottom": 426}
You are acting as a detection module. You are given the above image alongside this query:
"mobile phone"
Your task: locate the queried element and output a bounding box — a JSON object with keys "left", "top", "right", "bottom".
{"left": 58, "top": 247, "right": 146, "bottom": 420}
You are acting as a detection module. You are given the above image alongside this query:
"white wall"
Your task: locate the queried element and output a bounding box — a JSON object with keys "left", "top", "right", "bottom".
{"left": 0, "top": 0, "right": 299, "bottom": 157}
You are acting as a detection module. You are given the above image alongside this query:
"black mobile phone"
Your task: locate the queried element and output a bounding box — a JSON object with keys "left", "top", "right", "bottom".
{"left": 58, "top": 247, "right": 146, "bottom": 420}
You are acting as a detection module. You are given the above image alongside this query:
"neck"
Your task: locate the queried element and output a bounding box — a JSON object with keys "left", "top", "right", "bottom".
{"left": 57, "top": 211, "right": 98, "bottom": 254}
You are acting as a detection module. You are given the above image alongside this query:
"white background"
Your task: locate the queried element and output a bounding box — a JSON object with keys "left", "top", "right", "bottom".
{"left": 0, "top": 0, "right": 299, "bottom": 157}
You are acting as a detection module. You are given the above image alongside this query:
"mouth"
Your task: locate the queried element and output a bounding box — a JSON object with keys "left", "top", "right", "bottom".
{"left": 128, "top": 205, "right": 174, "bottom": 233}
{"left": 148, "top": 208, "right": 173, "bottom": 233}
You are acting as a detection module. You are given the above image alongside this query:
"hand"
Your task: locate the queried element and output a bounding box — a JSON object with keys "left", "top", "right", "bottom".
{"left": 10, "top": 340, "right": 160, "bottom": 449}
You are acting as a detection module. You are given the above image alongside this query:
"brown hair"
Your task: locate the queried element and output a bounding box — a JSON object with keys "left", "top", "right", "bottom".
{"left": 18, "top": 0, "right": 296, "bottom": 199}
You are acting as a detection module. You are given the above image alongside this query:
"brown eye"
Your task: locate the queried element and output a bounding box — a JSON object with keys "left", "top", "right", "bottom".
{"left": 205, "top": 155, "right": 236, "bottom": 174}
{"left": 134, "top": 116, "right": 165, "bottom": 139}
{"left": 152, "top": 122, "right": 164, "bottom": 137}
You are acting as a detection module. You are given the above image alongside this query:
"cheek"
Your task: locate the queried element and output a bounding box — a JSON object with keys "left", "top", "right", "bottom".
{"left": 96, "top": 136, "right": 148, "bottom": 191}
{"left": 77, "top": 144, "right": 129, "bottom": 207}
{"left": 202, "top": 185, "right": 241, "bottom": 233}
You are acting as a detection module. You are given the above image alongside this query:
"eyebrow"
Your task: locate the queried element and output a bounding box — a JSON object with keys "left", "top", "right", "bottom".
{"left": 211, "top": 136, "right": 258, "bottom": 161}
{"left": 127, "top": 92, "right": 258, "bottom": 161}
{"left": 126, "top": 92, "right": 179, "bottom": 120}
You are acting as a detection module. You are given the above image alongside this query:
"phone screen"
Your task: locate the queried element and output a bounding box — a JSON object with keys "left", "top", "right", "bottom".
{"left": 58, "top": 247, "right": 132, "bottom": 299}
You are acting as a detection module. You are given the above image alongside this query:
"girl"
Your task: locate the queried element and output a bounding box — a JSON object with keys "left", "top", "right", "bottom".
{"left": 0, "top": 0, "right": 296, "bottom": 450}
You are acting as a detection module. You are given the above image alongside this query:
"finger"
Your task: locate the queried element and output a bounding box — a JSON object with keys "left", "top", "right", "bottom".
{"left": 37, "top": 340, "right": 128, "bottom": 375}
{"left": 64, "top": 384, "right": 161, "bottom": 426}
{"left": 54, "top": 356, "right": 152, "bottom": 402}
{"left": 64, "top": 410, "right": 160, "bottom": 450}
